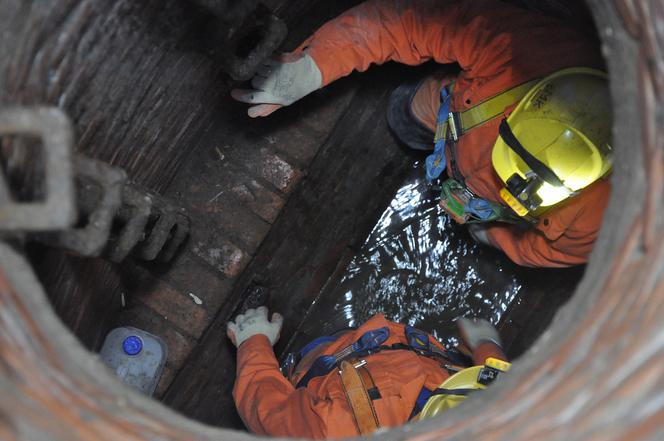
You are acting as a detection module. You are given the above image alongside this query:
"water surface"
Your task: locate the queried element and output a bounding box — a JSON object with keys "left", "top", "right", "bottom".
{"left": 288, "top": 167, "right": 582, "bottom": 352}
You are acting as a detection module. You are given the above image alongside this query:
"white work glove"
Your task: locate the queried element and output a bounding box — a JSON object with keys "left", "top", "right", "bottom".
{"left": 226, "top": 306, "right": 283, "bottom": 348}
{"left": 231, "top": 52, "right": 322, "bottom": 118}
{"left": 457, "top": 317, "right": 502, "bottom": 351}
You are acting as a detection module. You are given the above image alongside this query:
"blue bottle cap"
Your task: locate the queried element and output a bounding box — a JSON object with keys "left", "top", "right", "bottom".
{"left": 123, "top": 335, "right": 143, "bottom": 356}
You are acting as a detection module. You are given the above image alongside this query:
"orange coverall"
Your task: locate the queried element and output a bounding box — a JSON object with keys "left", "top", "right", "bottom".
{"left": 296, "top": 0, "right": 611, "bottom": 267}
{"left": 234, "top": 313, "right": 505, "bottom": 438}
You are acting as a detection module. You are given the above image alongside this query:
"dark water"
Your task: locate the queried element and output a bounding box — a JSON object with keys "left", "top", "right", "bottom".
{"left": 287, "top": 166, "right": 583, "bottom": 353}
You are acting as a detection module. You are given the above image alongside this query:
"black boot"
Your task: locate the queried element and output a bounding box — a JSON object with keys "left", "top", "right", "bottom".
{"left": 387, "top": 78, "right": 436, "bottom": 151}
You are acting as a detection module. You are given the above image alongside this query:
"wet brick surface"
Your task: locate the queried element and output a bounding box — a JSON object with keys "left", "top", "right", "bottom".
{"left": 174, "top": 193, "right": 270, "bottom": 253}
{"left": 169, "top": 149, "right": 279, "bottom": 245}
{"left": 230, "top": 179, "right": 285, "bottom": 224}
{"left": 190, "top": 237, "right": 251, "bottom": 279}
{"left": 146, "top": 252, "right": 236, "bottom": 315}
{"left": 199, "top": 193, "right": 272, "bottom": 250}
{"left": 236, "top": 147, "right": 304, "bottom": 194}
{"left": 135, "top": 277, "right": 211, "bottom": 340}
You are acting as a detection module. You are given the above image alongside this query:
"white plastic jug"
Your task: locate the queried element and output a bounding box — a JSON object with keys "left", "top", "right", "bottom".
{"left": 99, "top": 327, "right": 167, "bottom": 396}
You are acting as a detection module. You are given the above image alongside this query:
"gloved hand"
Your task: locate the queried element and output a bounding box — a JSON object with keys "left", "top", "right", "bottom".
{"left": 457, "top": 317, "right": 502, "bottom": 351}
{"left": 227, "top": 306, "right": 283, "bottom": 348}
{"left": 231, "top": 52, "right": 322, "bottom": 118}
{"left": 467, "top": 224, "right": 496, "bottom": 248}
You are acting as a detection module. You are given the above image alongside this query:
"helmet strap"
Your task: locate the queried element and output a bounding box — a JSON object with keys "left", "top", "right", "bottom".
{"left": 498, "top": 119, "right": 574, "bottom": 195}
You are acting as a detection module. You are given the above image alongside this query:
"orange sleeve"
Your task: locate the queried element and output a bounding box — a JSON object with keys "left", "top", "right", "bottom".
{"left": 484, "top": 181, "right": 611, "bottom": 268}
{"left": 299, "top": 0, "right": 523, "bottom": 86}
{"left": 233, "top": 335, "right": 342, "bottom": 438}
{"left": 484, "top": 224, "right": 593, "bottom": 267}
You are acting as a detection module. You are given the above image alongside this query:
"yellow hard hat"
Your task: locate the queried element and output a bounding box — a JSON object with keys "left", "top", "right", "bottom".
{"left": 491, "top": 68, "right": 613, "bottom": 216}
{"left": 417, "top": 358, "right": 511, "bottom": 420}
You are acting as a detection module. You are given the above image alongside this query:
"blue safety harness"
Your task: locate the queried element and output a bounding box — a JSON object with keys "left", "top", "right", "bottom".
{"left": 425, "top": 88, "right": 524, "bottom": 223}
{"left": 425, "top": 88, "right": 453, "bottom": 181}
{"left": 284, "top": 326, "right": 469, "bottom": 419}
{"left": 289, "top": 326, "right": 454, "bottom": 389}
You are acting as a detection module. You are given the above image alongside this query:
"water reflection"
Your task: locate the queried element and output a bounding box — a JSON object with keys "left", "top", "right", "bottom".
{"left": 289, "top": 169, "right": 582, "bottom": 352}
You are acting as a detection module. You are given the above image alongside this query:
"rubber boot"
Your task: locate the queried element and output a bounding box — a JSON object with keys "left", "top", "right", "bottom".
{"left": 387, "top": 77, "right": 436, "bottom": 151}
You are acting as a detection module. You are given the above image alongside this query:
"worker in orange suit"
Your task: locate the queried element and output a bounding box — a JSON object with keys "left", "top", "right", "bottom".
{"left": 227, "top": 307, "right": 508, "bottom": 438}
{"left": 232, "top": 0, "right": 614, "bottom": 268}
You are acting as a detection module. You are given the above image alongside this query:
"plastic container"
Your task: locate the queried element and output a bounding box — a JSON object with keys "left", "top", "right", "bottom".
{"left": 99, "top": 326, "right": 167, "bottom": 396}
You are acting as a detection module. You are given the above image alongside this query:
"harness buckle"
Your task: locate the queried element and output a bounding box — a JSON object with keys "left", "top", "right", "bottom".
{"left": 353, "top": 359, "right": 368, "bottom": 369}
{"left": 447, "top": 112, "right": 460, "bottom": 142}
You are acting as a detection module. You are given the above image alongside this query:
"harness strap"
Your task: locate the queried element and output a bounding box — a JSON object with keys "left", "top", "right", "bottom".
{"left": 409, "top": 387, "right": 478, "bottom": 419}
{"left": 339, "top": 360, "right": 380, "bottom": 435}
{"left": 425, "top": 86, "right": 453, "bottom": 181}
{"left": 447, "top": 141, "right": 465, "bottom": 185}
{"left": 295, "top": 327, "right": 391, "bottom": 389}
{"left": 298, "top": 335, "right": 339, "bottom": 359}
{"left": 498, "top": 119, "right": 575, "bottom": 195}
{"left": 429, "top": 78, "right": 543, "bottom": 222}
{"left": 427, "top": 78, "right": 538, "bottom": 182}
{"left": 434, "top": 78, "right": 540, "bottom": 143}
{"left": 295, "top": 327, "right": 453, "bottom": 389}
{"left": 296, "top": 346, "right": 447, "bottom": 389}
{"left": 359, "top": 365, "right": 382, "bottom": 400}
